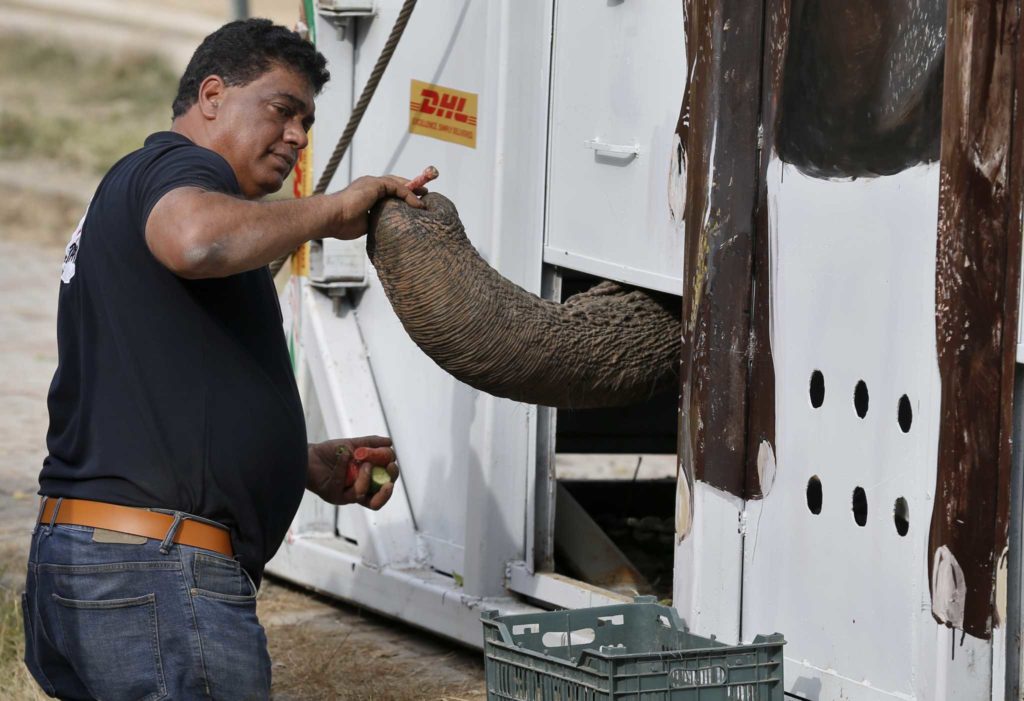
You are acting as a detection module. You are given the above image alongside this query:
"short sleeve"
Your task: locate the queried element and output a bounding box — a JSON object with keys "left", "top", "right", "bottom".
{"left": 137, "top": 144, "right": 240, "bottom": 229}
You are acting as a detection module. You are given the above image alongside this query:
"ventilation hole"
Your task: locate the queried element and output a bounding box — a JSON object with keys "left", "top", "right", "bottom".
{"left": 898, "top": 395, "right": 913, "bottom": 433}
{"left": 809, "top": 370, "right": 825, "bottom": 408}
{"left": 806, "top": 476, "right": 823, "bottom": 515}
{"left": 852, "top": 487, "right": 868, "bottom": 526}
{"left": 854, "top": 380, "right": 869, "bottom": 418}
{"left": 894, "top": 497, "right": 910, "bottom": 536}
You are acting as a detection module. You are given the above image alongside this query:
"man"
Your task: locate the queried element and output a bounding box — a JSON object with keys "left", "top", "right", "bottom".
{"left": 22, "top": 19, "right": 419, "bottom": 699}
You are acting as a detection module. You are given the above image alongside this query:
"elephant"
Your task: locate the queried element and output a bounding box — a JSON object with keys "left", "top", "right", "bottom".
{"left": 367, "top": 193, "right": 682, "bottom": 409}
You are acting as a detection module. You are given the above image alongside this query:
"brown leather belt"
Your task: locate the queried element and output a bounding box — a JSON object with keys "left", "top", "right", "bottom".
{"left": 39, "top": 498, "right": 233, "bottom": 558}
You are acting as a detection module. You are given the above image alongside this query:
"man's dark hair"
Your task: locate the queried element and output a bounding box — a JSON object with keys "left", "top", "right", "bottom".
{"left": 172, "top": 19, "right": 329, "bottom": 118}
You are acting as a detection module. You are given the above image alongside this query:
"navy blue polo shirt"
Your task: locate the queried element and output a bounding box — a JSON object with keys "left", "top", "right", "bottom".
{"left": 41, "top": 131, "right": 308, "bottom": 584}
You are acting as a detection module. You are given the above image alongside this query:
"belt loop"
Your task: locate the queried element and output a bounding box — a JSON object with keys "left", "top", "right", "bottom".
{"left": 45, "top": 497, "right": 63, "bottom": 536}
{"left": 33, "top": 497, "right": 48, "bottom": 536}
{"left": 159, "top": 512, "right": 185, "bottom": 555}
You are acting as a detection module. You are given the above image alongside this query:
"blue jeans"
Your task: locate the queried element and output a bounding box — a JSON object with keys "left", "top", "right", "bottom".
{"left": 22, "top": 505, "right": 272, "bottom": 700}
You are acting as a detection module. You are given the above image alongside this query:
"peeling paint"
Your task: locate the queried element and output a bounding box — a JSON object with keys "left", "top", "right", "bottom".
{"left": 676, "top": 461, "right": 694, "bottom": 542}
{"left": 668, "top": 133, "right": 688, "bottom": 226}
{"left": 929, "top": 0, "right": 1023, "bottom": 639}
{"left": 931, "top": 545, "right": 966, "bottom": 628}
{"left": 756, "top": 441, "right": 777, "bottom": 497}
{"left": 995, "top": 547, "right": 1008, "bottom": 627}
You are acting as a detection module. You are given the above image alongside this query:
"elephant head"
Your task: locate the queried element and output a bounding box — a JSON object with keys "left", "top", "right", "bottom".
{"left": 367, "top": 193, "right": 681, "bottom": 409}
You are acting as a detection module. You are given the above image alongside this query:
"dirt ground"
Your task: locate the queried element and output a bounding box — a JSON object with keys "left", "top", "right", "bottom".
{"left": 0, "top": 2, "right": 488, "bottom": 698}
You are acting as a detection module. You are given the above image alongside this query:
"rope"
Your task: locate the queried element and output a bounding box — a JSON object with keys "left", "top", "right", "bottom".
{"left": 315, "top": 0, "right": 417, "bottom": 195}
{"left": 271, "top": 0, "right": 418, "bottom": 277}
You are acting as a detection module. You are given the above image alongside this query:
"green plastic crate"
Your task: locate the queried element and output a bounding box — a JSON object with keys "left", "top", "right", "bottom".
{"left": 482, "top": 596, "right": 784, "bottom": 700}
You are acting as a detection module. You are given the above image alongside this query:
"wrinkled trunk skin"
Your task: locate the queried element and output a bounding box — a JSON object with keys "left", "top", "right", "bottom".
{"left": 367, "top": 193, "right": 681, "bottom": 409}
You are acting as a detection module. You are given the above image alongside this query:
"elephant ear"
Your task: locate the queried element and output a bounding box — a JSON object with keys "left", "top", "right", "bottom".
{"left": 367, "top": 193, "right": 681, "bottom": 409}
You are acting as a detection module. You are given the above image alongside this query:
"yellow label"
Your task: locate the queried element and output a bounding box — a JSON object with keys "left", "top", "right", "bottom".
{"left": 291, "top": 142, "right": 313, "bottom": 277}
{"left": 409, "top": 79, "right": 478, "bottom": 149}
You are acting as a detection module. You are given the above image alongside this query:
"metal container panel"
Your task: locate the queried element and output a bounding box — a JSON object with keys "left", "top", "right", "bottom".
{"left": 310, "top": 0, "right": 553, "bottom": 594}
{"left": 545, "top": 0, "right": 687, "bottom": 295}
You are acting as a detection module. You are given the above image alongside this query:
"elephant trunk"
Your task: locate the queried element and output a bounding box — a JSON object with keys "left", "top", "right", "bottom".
{"left": 367, "top": 193, "right": 681, "bottom": 409}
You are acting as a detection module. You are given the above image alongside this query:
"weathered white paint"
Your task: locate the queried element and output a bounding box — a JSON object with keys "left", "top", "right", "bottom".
{"left": 674, "top": 482, "right": 744, "bottom": 644}
{"left": 676, "top": 465, "right": 693, "bottom": 541}
{"left": 932, "top": 545, "right": 966, "bottom": 627}
{"left": 669, "top": 132, "right": 687, "bottom": 227}
{"left": 756, "top": 440, "right": 777, "bottom": 497}
{"left": 734, "top": 157, "right": 997, "bottom": 700}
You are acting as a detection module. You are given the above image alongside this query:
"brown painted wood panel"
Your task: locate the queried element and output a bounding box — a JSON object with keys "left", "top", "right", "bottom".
{"left": 678, "top": 0, "right": 773, "bottom": 500}
{"left": 930, "top": 0, "right": 1023, "bottom": 639}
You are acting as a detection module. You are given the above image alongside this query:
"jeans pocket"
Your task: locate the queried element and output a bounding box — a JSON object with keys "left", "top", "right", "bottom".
{"left": 192, "top": 552, "right": 255, "bottom": 602}
{"left": 190, "top": 590, "right": 271, "bottom": 699}
{"left": 20, "top": 592, "right": 56, "bottom": 696}
{"left": 53, "top": 592, "right": 167, "bottom": 701}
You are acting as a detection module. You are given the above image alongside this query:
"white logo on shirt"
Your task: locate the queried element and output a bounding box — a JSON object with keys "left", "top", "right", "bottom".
{"left": 61, "top": 208, "right": 88, "bottom": 284}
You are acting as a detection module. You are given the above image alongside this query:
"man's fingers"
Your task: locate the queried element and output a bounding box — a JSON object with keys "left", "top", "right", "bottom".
{"left": 353, "top": 435, "right": 393, "bottom": 448}
{"left": 367, "top": 482, "right": 394, "bottom": 511}
{"left": 354, "top": 446, "right": 394, "bottom": 465}
{"left": 396, "top": 184, "right": 424, "bottom": 208}
{"left": 385, "top": 461, "right": 400, "bottom": 481}
{"left": 382, "top": 175, "right": 426, "bottom": 208}
{"left": 351, "top": 461, "right": 372, "bottom": 498}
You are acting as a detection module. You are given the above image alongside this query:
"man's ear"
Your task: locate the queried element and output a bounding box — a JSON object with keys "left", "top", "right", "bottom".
{"left": 197, "top": 75, "right": 227, "bottom": 120}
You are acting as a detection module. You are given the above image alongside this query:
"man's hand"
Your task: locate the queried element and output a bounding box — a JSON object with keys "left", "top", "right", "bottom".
{"left": 306, "top": 436, "right": 400, "bottom": 510}
{"left": 334, "top": 175, "right": 427, "bottom": 240}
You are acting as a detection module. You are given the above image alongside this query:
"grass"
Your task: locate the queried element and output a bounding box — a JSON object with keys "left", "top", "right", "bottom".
{"left": 0, "top": 33, "right": 178, "bottom": 175}
{"left": 259, "top": 582, "right": 486, "bottom": 700}
{"left": 0, "top": 549, "right": 48, "bottom": 701}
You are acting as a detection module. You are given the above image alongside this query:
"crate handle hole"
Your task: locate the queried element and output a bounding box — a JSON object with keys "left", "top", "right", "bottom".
{"left": 512, "top": 623, "right": 540, "bottom": 635}
{"left": 542, "top": 628, "right": 596, "bottom": 648}
{"left": 597, "top": 615, "right": 624, "bottom": 626}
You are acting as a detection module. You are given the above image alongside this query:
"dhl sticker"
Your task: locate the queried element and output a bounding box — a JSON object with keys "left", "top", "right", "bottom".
{"left": 409, "top": 79, "right": 478, "bottom": 149}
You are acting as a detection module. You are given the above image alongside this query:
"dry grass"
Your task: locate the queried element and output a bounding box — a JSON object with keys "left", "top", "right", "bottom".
{"left": 259, "top": 582, "right": 487, "bottom": 701}
{"left": 0, "top": 546, "right": 48, "bottom": 701}
{"left": 0, "top": 186, "right": 88, "bottom": 248}
{"left": 0, "top": 33, "right": 178, "bottom": 175}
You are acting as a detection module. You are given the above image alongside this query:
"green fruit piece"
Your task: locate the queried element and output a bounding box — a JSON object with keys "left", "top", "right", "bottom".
{"left": 369, "top": 466, "right": 392, "bottom": 494}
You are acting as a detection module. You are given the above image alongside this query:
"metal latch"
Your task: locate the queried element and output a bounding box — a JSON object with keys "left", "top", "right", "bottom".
{"left": 309, "top": 238, "right": 368, "bottom": 293}
{"left": 317, "top": 0, "right": 375, "bottom": 16}
{"left": 317, "top": 0, "right": 376, "bottom": 38}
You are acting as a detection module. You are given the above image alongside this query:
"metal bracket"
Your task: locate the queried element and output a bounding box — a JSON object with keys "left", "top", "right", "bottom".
{"left": 317, "top": 0, "right": 376, "bottom": 39}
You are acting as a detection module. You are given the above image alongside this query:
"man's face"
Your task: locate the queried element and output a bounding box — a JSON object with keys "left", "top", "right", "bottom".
{"left": 208, "top": 65, "right": 316, "bottom": 199}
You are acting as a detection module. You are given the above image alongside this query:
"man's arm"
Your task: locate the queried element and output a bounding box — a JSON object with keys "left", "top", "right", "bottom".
{"left": 146, "top": 175, "right": 422, "bottom": 279}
